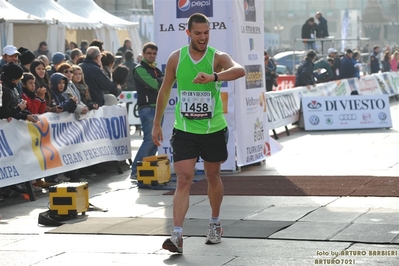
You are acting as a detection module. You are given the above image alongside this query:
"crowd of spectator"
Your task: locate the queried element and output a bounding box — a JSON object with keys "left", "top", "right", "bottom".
{"left": 0, "top": 38, "right": 140, "bottom": 201}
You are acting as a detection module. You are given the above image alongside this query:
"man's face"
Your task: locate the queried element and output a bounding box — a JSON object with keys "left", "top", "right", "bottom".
{"left": 264, "top": 53, "right": 269, "bottom": 62}
{"left": 126, "top": 41, "right": 131, "bottom": 48}
{"left": 316, "top": 14, "right": 321, "bottom": 20}
{"left": 375, "top": 48, "right": 380, "bottom": 54}
{"left": 186, "top": 22, "right": 210, "bottom": 53}
{"left": 309, "top": 21, "right": 314, "bottom": 26}
{"left": 347, "top": 53, "right": 353, "bottom": 58}
{"left": 143, "top": 48, "right": 157, "bottom": 64}
{"left": 40, "top": 45, "right": 48, "bottom": 52}
{"left": 3, "top": 54, "right": 19, "bottom": 63}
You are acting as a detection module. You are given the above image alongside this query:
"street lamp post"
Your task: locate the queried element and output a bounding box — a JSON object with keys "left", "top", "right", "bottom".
{"left": 274, "top": 25, "right": 284, "bottom": 51}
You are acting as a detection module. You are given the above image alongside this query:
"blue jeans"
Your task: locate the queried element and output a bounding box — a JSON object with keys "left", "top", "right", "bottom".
{"left": 131, "top": 107, "right": 158, "bottom": 176}
{"left": 305, "top": 42, "right": 316, "bottom": 51}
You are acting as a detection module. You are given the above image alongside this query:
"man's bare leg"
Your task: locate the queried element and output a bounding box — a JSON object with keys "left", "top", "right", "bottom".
{"left": 204, "top": 161, "right": 223, "bottom": 218}
{"left": 172, "top": 158, "right": 197, "bottom": 227}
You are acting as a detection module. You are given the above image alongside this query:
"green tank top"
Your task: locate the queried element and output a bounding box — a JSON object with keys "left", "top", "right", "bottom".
{"left": 174, "top": 45, "right": 227, "bottom": 134}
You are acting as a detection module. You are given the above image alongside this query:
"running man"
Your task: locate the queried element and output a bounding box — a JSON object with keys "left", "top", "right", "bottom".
{"left": 152, "top": 13, "right": 245, "bottom": 253}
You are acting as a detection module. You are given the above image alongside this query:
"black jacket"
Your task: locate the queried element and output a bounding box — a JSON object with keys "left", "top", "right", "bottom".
{"left": 316, "top": 16, "right": 329, "bottom": 38}
{"left": 134, "top": 60, "right": 163, "bottom": 108}
{"left": 0, "top": 78, "right": 27, "bottom": 120}
{"left": 79, "top": 57, "right": 121, "bottom": 106}
{"left": 301, "top": 21, "right": 318, "bottom": 43}
{"left": 339, "top": 56, "right": 357, "bottom": 80}
{"left": 295, "top": 59, "right": 315, "bottom": 87}
{"left": 370, "top": 53, "right": 380, "bottom": 74}
{"left": 123, "top": 60, "right": 137, "bottom": 91}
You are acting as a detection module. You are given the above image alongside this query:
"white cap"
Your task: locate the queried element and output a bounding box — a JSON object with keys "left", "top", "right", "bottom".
{"left": 2, "top": 45, "right": 20, "bottom": 56}
{"left": 328, "top": 48, "right": 337, "bottom": 54}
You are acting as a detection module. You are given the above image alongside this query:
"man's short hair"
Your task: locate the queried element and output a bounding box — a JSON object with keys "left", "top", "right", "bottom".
{"left": 124, "top": 50, "right": 134, "bottom": 61}
{"left": 306, "top": 50, "right": 317, "bottom": 59}
{"left": 89, "top": 39, "right": 104, "bottom": 51}
{"left": 142, "top": 42, "right": 158, "bottom": 53}
{"left": 70, "top": 48, "right": 82, "bottom": 60}
{"left": 308, "top": 17, "right": 315, "bottom": 23}
{"left": 187, "top": 13, "right": 210, "bottom": 31}
{"left": 86, "top": 46, "right": 100, "bottom": 60}
{"left": 327, "top": 57, "right": 335, "bottom": 64}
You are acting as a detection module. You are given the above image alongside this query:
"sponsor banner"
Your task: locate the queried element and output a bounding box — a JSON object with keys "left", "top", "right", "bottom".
{"left": 233, "top": 0, "right": 271, "bottom": 166}
{"left": 118, "top": 91, "right": 140, "bottom": 125}
{"left": 357, "top": 75, "right": 383, "bottom": 95}
{"left": 266, "top": 88, "right": 301, "bottom": 129}
{"left": 275, "top": 75, "right": 295, "bottom": 91}
{"left": 0, "top": 106, "right": 131, "bottom": 187}
{"left": 302, "top": 95, "right": 392, "bottom": 130}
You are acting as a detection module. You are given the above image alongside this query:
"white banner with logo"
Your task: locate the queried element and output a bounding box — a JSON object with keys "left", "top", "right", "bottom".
{"left": 266, "top": 88, "right": 302, "bottom": 129}
{"left": 302, "top": 95, "right": 392, "bottom": 130}
{"left": 0, "top": 105, "right": 131, "bottom": 187}
{"left": 232, "top": 0, "right": 271, "bottom": 166}
{"left": 118, "top": 91, "right": 140, "bottom": 125}
{"left": 268, "top": 72, "right": 399, "bottom": 130}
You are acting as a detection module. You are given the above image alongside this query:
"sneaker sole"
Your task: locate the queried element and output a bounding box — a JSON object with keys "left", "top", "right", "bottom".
{"left": 205, "top": 239, "right": 222, "bottom": 245}
{"left": 162, "top": 239, "right": 183, "bottom": 253}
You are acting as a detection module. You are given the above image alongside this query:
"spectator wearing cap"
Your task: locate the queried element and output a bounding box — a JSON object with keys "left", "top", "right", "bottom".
{"left": 328, "top": 47, "right": 340, "bottom": 80}
{"left": 370, "top": 45, "right": 381, "bottom": 74}
{"left": 295, "top": 50, "right": 317, "bottom": 89}
{"left": 0, "top": 45, "right": 20, "bottom": 70}
{"left": 339, "top": 49, "right": 357, "bottom": 80}
{"left": 47, "top": 52, "right": 66, "bottom": 78}
{"left": 33, "top": 41, "right": 51, "bottom": 59}
{"left": 18, "top": 47, "right": 36, "bottom": 72}
{"left": 0, "top": 62, "right": 37, "bottom": 122}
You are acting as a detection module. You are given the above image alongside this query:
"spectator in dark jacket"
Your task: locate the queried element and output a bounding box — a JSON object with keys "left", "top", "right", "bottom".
{"left": 328, "top": 48, "right": 341, "bottom": 80}
{"left": 0, "top": 62, "right": 37, "bottom": 122}
{"left": 117, "top": 38, "right": 132, "bottom": 55}
{"left": 339, "top": 49, "right": 357, "bottom": 80}
{"left": 370, "top": 45, "right": 381, "bottom": 74}
{"left": 315, "top": 12, "right": 329, "bottom": 38}
{"left": 295, "top": 50, "right": 317, "bottom": 89}
{"left": 381, "top": 50, "right": 391, "bottom": 72}
{"left": 301, "top": 17, "right": 318, "bottom": 50}
{"left": 122, "top": 50, "right": 137, "bottom": 91}
{"left": 49, "top": 73, "right": 77, "bottom": 113}
{"left": 79, "top": 46, "right": 121, "bottom": 106}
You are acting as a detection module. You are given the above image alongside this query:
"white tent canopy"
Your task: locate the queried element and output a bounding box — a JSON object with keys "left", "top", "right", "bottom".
{"left": 57, "top": 0, "right": 142, "bottom": 56}
{"left": 8, "top": 0, "right": 103, "bottom": 54}
{"left": 0, "top": 0, "right": 48, "bottom": 49}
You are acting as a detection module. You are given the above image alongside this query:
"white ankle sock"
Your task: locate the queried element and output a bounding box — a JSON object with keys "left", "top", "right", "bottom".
{"left": 173, "top": 226, "right": 183, "bottom": 234}
{"left": 210, "top": 217, "right": 219, "bottom": 224}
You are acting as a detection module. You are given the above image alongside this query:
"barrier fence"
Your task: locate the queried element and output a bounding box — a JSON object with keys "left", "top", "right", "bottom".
{"left": 0, "top": 105, "right": 131, "bottom": 188}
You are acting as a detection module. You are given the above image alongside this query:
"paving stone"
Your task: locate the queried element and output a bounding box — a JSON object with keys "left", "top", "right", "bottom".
{"left": 331, "top": 223, "right": 399, "bottom": 243}
{"left": 246, "top": 206, "right": 317, "bottom": 221}
{"left": 299, "top": 207, "right": 369, "bottom": 223}
{"left": 269, "top": 221, "right": 349, "bottom": 241}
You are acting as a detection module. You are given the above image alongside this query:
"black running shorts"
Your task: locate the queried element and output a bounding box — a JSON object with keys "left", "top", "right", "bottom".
{"left": 170, "top": 127, "right": 229, "bottom": 162}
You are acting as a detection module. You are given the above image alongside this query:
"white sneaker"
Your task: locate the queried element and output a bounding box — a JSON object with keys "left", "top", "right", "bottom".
{"left": 205, "top": 222, "right": 223, "bottom": 244}
{"left": 162, "top": 231, "right": 183, "bottom": 253}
